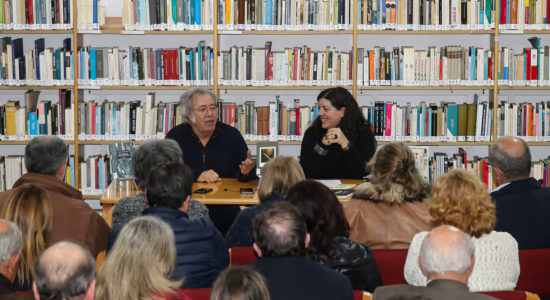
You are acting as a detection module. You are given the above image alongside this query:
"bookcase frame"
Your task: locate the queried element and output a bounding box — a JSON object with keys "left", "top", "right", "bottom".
{"left": 3, "top": 0, "right": 550, "bottom": 193}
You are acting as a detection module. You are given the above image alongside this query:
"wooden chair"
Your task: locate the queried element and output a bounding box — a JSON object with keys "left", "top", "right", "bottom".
{"left": 229, "top": 246, "right": 258, "bottom": 266}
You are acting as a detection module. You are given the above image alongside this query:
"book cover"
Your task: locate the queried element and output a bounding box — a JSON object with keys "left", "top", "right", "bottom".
{"left": 256, "top": 141, "right": 278, "bottom": 175}
{"left": 109, "top": 142, "right": 135, "bottom": 179}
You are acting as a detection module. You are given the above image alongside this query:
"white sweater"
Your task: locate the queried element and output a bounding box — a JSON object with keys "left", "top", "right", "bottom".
{"left": 403, "top": 230, "right": 520, "bottom": 292}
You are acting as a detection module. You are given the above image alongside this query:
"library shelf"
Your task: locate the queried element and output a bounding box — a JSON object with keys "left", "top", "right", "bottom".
{"left": 497, "top": 86, "right": 550, "bottom": 90}
{"left": 0, "top": 86, "right": 74, "bottom": 90}
{"left": 0, "top": 140, "right": 75, "bottom": 145}
{"left": 357, "top": 86, "right": 495, "bottom": 90}
{"left": 81, "top": 29, "right": 215, "bottom": 35}
{"left": 218, "top": 30, "right": 354, "bottom": 35}
{"left": 0, "top": 30, "right": 73, "bottom": 34}
{"left": 218, "top": 85, "right": 353, "bottom": 90}
{"left": 356, "top": 30, "right": 495, "bottom": 35}
{"left": 78, "top": 85, "right": 214, "bottom": 90}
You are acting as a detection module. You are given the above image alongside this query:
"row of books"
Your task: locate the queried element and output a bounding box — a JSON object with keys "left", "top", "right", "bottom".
{"left": 76, "top": 42, "right": 213, "bottom": 84}
{"left": 123, "top": 0, "right": 213, "bottom": 30}
{"left": 77, "top": 93, "right": 183, "bottom": 141}
{"left": 0, "top": 37, "right": 73, "bottom": 83}
{"left": 77, "top": 0, "right": 105, "bottom": 30}
{"left": 0, "top": 90, "right": 74, "bottom": 140}
{"left": 498, "top": 0, "right": 550, "bottom": 28}
{"left": 0, "top": 155, "right": 76, "bottom": 192}
{"left": 0, "top": 0, "right": 73, "bottom": 29}
{"left": 498, "top": 37, "right": 550, "bottom": 86}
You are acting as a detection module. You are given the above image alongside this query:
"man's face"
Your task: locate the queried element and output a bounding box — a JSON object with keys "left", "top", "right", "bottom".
{"left": 188, "top": 93, "right": 218, "bottom": 136}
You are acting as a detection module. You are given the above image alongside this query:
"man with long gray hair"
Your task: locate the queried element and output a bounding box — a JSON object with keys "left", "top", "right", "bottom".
{"left": 374, "top": 225, "right": 496, "bottom": 300}
{"left": 0, "top": 219, "right": 32, "bottom": 299}
{"left": 489, "top": 136, "right": 550, "bottom": 249}
{"left": 0, "top": 136, "right": 109, "bottom": 257}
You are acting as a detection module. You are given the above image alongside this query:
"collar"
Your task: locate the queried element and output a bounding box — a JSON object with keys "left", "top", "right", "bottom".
{"left": 183, "top": 121, "right": 225, "bottom": 136}
{"left": 491, "top": 177, "right": 541, "bottom": 196}
{"left": 427, "top": 279, "right": 470, "bottom": 292}
{"left": 12, "top": 173, "right": 82, "bottom": 199}
{"left": 142, "top": 206, "right": 189, "bottom": 219}
{"left": 491, "top": 182, "right": 510, "bottom": 193}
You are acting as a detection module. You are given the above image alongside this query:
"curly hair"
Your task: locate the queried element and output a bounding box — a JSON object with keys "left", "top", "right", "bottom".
{"left": 365, "top": 142, "right": 430, "bottom": 202}
{"left": 429, "top": 169, "right": 496, "bottom": 238}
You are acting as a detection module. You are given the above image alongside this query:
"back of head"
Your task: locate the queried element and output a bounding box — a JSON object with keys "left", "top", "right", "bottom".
{"left": 210, "top": 266, "right": 270, "bottom": 300}
{"left": 132, "top": 139, "right": 183, "bottom": 190}
{"left": 252, "top": 202, "right": 307, "bottom": 257}
{"left": 145, "top": 161, "right": 193, "bottom": 209}
{"left": 429, "top": 169, "right": 495, "bottom": 238}
{"left": 419, "top": 225, "right": 474, "bottom": 277}
{"left": 257, "top": 156, "right": 305, "bottom": 202}
{"left": 286, "top": 180, "right": 349, "bottom": 256}
{"left": 33, "top": 241, "right": 95, "bottom": 300}
{"left": 366, "top": 142, "right": 430, "bottom": 203}
{"left": 95, "top": 216, "right": 180, "bottom": 300}
{"left": 0, "top": 219, "right": 22, "bottom": 267}
{"left": 1, "top": 183, "right": 53, "bottom": 285}
{"left": 25, "top": 136, "right": 68, "bottom": 176}
{"left": 489, "top": 136, "right": 531, "bottom": 181}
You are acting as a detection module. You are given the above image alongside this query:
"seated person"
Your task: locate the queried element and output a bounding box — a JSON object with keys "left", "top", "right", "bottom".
{"left": 404, "top": 170, "right": 519, "bottom": 292}
{"left": 109, "top": 161, "right": 229, "bottom": 288}
{"left": 96, "top": 216, "right": 190, "bottom": 300}
{"left": 210, "top": 266, "right": 270, "bottom": 300}
{"left": 112, "top": 139, "right": 208, "bottom": 227}
{"left": 225, "top": 156, "right": 305, "bottom": 247}
{"left": 250, "top": 202, "right": 354, "bottom": 300}
{"left": 299, "top": 87, "right": 376, "bottom": 179}
{"left": 287, "top": 180, "right": 382, "bottom": 292}
{"left": 374, "top": 225, "right": 497, "bottom": 300}
{"left": 166, "top": 87, "right": 257, "bottom": 235}
{"left": 0, "top": 219, "right": 33, "bottom": 300}
{"left": 343, "top": 142, "right": 431, "bottom": 249}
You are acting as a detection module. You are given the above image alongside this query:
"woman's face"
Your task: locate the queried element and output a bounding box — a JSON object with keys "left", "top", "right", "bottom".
{"left": 318, "top": 98, "right": 345, "bottom": 129}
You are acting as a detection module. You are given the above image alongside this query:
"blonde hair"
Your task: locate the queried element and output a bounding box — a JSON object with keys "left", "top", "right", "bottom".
{"left": 95, "top": 216, "right": 183, "bottom": 300}
{"left": 257, "top": 156, "right": 305, "bottom": 202}
{"left": 429, "top": 169, "right": 496, "bottom": 238}
{"left": 366, "top": 142, "right": 430, "bottom": 202}
{"left": 1, "top": 183, "right": 52, "bottom": 286}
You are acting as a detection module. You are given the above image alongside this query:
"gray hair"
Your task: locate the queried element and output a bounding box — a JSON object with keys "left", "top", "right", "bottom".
{"left": 178, "top": 87, "right": 217, "bottom": 123}
{"left": 132, "top": 139, "right": 183, "bottom": 190}
{"left": 25, "top": 136, "right": 69, "bottom": 176}
{"left": 489, "top": 137, "right": 531, "bottom": 180}
{"left": 34, "top": 241, "right": 96, "bottom": 300}
{"left": 420, "top": 225, "right": 474, "bottom": 275}
{"left": 0, "top": 219, "right": 22, "bottom": 265}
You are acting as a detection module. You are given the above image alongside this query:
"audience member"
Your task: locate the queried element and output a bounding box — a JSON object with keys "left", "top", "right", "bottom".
{"left": 210, "top": 266, "right": 270, "bottom": 300}
{"left": 375, "top": 225, "right": 497, "bottom": 300}
{"left": 110, "top": 161, "right": 228, "bottom": 287}
{"left": 112, "top": 139, "right": 208, "bottom": 227}
{"left": 225, "top": 156, "right": 305, "bottom": 247}
{"left": 0, "top": 219, "right": 33, "bottom": 300}
{"left": 299, "top": 87, "right": 376, "bottom": 179}
{"left": 404, "top": 170, "right": 519, "bottom": 292}
{"left": 1, "top": 184, "right": 52, "bottom": 291}
{"left": 0, "top": 136, "right": 109, "bottom": 257}
{"left": 166, "top": 87, "right": 257, "bottom": 235}
{"left": 286, "top": 180, "right": 382, "bottom": 292}
{"left": 32, "top": 241, "right": 95, "bottom": 300}
{"left": 96, "top": 216, "right": 190, "bottom": 300}
{"left": 343, "top": 142, "right": 431, "bottom": 249}
{"left": 250, "top": 202, "right": 354, "bottom": 300}
{"left": 489, "top": 136, "right": 550, "bottom": 249}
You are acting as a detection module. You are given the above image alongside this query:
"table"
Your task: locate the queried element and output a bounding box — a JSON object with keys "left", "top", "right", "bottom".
{"left": 100, "top": 178, "right": 364, "bottom": 227}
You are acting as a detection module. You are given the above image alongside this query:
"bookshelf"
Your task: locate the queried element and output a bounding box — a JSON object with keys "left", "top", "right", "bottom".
{"left": 1, "top": 0, "right": 550, "bottom": 197}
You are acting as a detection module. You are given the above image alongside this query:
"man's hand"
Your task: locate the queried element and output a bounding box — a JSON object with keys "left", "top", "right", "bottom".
{"left": 197, "top": 170, "right": 221, "bottom": 183}
{"left": 239, "top": 150, "right": 255, "bottom": 176}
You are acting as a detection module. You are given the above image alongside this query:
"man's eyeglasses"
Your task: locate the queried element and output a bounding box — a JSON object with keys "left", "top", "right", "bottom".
{"left": 194, "top": 105, "right": 218, "bottom": 114}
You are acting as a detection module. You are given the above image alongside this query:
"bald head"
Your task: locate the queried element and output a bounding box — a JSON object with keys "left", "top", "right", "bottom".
{"left": 489, "top": 136, "right": 531, "bottom": 182}
{"left": 419, "top": 225, "right": 474, "bottom": 281}
{"left": 33, "top": 241, "right": 95, "bottom": 300}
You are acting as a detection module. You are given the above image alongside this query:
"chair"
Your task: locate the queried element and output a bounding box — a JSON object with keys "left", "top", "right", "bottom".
{"left": 229, "top": 246, "right": 258, "bottom": 266}
{"left": 516, "top": 248, "right": 550, "bottom": 298}
{"left": 182, "top": 288, "right": 211, "bottom": 300}
{"left": 482, "top": 291, "right": 541, "bottom": 300}
{"left": 371, "top": 249, "right": 408, "bottom": 285}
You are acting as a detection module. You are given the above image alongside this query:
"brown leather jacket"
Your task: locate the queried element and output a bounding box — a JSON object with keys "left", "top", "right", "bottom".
{"left": 0, "top": 173, "right": 109, "bottom": 257}
{"left": 343, "top": 182, "right": 431, "bottom": 250}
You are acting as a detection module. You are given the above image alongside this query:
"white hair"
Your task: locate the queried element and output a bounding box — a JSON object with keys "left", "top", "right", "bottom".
{"left": 420, "top": 225, "right": 475, "bottom": 275}
{"left": 0, "top": 219, "right": 22, "bottom": 265}
{"left": 178, "top": 87, "right": 216, "bottom": 123}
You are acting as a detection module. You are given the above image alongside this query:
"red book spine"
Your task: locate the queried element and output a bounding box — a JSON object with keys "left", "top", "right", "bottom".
{"left": 91, "top": 103, "right": 96, "bottom": 135}
{"left": 268, "top": 52, "right": 274, "bottom": 80}
{"left": 500, "top": 0, "right": 507, "bottom": 24}
{"left": 525, "top": 50, "right": 532, "bottom": 81}
{"left": 162, "top": 50, "right": 170, "bottom": 80}
{"left": 95, "top": 159, "right": 99, "bottom": 189}
{"left": 27, "top": 0, "right": 34, "bottom": 24}
{"left": 230, "top": 103, "right": 236, "bottom": 127}
{"left": 150, "top": 52, "right": 155, "bottom": 80}
{"left": 482, "top": 160, "right": 489, "bottom": 189}
{"left": 295, "top": 106, "right": 300, "bottom": 135}
{"left": 488, "top": 56, "right": 492, "bottom": 79}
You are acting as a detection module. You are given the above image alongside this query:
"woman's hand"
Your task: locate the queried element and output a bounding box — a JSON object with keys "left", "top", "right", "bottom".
{"left": 322, "top": 128, "right": 350, "bottom": 149}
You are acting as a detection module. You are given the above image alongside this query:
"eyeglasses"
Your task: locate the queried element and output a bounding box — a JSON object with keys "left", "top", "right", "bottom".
{"left": 193, "top": 105, "right": 218, "bottom": 114}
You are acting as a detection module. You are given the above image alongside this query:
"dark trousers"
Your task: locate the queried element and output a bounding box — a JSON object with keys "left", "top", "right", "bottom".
{"left": 206, "top": 204, "right": 241, "bottom": 236}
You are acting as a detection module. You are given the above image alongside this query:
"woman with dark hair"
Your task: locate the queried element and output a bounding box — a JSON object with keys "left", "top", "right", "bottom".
{"left": 299, "top": 87, "right": 376, "bottom": 179}
{"left": 343, "top": 142, "right": 431, "bottom": 249}
{"left": 286, "top": 180, "right": 382, "bottom": 292}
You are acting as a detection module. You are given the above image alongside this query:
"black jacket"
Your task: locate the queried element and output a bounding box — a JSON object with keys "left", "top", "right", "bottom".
{"left": 310, "top": 235, "right": 382, "bottom": 292}
{"left": 491, "top": 177, "right": 550, "bottom": 249}
{"left": 141, "top": 207, "right": 229, "bottom": 287}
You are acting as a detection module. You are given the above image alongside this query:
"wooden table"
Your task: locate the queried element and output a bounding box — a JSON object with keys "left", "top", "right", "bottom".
{"left": 100, "top": 178, "right": 364, "bottom": 227}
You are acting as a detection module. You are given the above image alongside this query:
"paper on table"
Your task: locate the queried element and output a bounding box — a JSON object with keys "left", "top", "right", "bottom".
{"left": 316, "top": 180, "right": 356, "bottom": 190}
